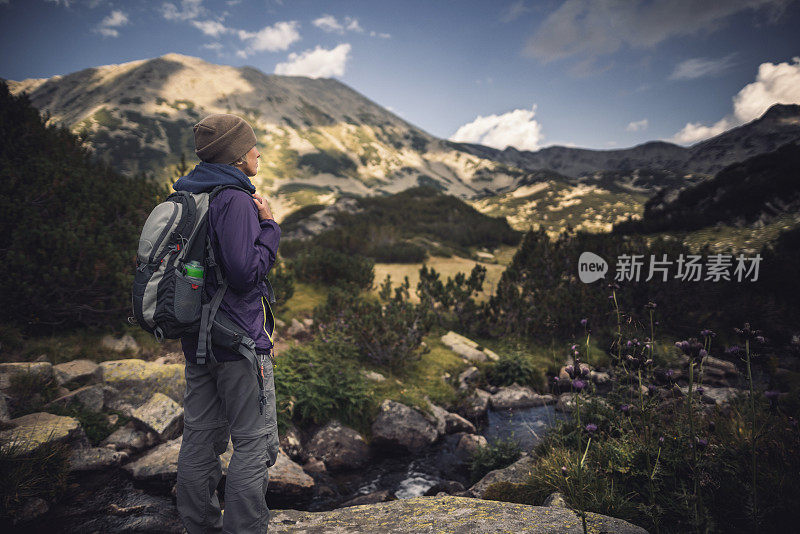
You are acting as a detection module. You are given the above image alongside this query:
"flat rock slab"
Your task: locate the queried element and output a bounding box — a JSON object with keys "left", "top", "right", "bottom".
{"left": 99, "top": 359, "right": 185, "bottom": 406}
{"left": 268, "top": 449, "right": 316, "bottom": 501}
{"left": 101, "top": 422, "right": 159, "bottom": 452}
{"left": 0, "top": 412, "right": 83, "bottom": 455}
{"left": 490, "top": 385, "right": 556, "bottom": 410}
{"left": 268, "top": 495, "right": 648, "bottom": 533}
{"left": 440, "top": 332, "right": 500, "bottom": 362}
{"left": 123, "top": 436, "right": 182, "bottom": 488}
{"left": 46, "top": 384, "right": 105, "bottom": 413}
{"left": 131, "top": 392, "right": 184, "bottom": 440}
{"left": 53, "top": 359, "right": 103, "bottom": 389}
{"left": 470, "top": 454, "right": 536, "bottom": 498}
{"left": 69, "top": 447, "right": 128, "bottom": 472}
{"left": 305, "top": 420, "right": 369, "bottom": 471}
{"left": 0, "top": 362, "right": 53, "bottom": 392}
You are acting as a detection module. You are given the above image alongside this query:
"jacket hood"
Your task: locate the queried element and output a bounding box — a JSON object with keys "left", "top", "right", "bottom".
{"left": 173, "top": 162, "right": 256, "bottom": 194}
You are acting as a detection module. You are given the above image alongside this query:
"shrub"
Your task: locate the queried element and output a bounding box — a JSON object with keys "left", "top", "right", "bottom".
{"left": 469, "top": 437, "right": 522, "bottom": 484}
{"left": 290, "top": 246, "right": 374, "bottom": 290}
{"left": 485, "top": 352, "right": 544, "bottom": 389}
{"left": 273, "top": 335, "right": 372, "bottom": 433}
{"left": 268, "top": 257, "right": 295, "bottom": 308}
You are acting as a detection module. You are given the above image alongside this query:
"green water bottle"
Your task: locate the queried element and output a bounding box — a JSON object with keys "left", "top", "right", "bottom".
{"left": 184, "top": 260, "right": 204, "bottom": 282}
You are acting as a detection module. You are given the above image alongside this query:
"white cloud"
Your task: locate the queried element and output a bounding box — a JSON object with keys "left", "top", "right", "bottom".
{"left": 313, "top": 14, "right": 364, "bottom": 34}
{"left": 369, "top": 30, "right": 391, "bottom": 39}
{"left": 237, "top": 21, "right": 300, "bottom": 56}
{"left": 202, "top": 42, "right": 223, "bottom": 50}
{"left": 500, "top": 1, "right": 530, "bottom": 23}
{"left": 671, "top": 57, "right": 800, "bottom": 144}
{"left": 192, "top": 19, "right": 228, "bottom": 37}
{"left": 670, "top": 54, "right": 737, "bottom": 80}
{"left": 525, "top": 0, "right": 789, "bottom": 63}
{"left": 274, "top": 43, "right": 351, "bottom": 78}
{"left": 162, "top": 0, "right": 203, "bottom": 22}
{"left": 95, "top": 9, "right": 128, "bottom": 38}
{"left": 626, "top": 118, "right": 649, "bottom": 132}
{"left": 449, "top": 106, "right": 544, "bottom": 151}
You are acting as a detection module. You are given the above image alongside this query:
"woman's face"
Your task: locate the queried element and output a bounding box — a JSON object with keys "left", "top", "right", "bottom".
{"left": 239, "top": 145, "right": 260, "bottom": 176}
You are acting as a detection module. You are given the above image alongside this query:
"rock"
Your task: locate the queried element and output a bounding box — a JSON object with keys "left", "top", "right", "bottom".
{"left": 130, "top": 393, "right": 184, "bottom": 440}
{"left": 280, "top": 424, "right": 304, "bottom": 461}
{"left": 99, "top": 359, "right": 185, "bottom": 405}
{"left": 340, "top": 490, "right": 395, "bottom": 507}
{"left": 681, "top": 385, "right": 744, "bottom": 405}
{"left": 107, "top": 414, "right": 119, "bottom": 426}
{"left": 361, "top": 370, "right": 386, "bottom": 382}
{"left": 459, "top": 389, "right": 491, "bottom": 421}
{"left": 123, "top": 436, "right": 182, "bottom": 488}
{"left": 46, "top": 384, "right": 105, "bottom": 413}
{"left": 454, "top": 433, "right": 487, "bottom": 460}
{"left": 544, "top": 492, "right": 568, "bottom": 508}
{"left": 286, "top": 318, "right": 310, "bottom": 339}
{"left": 490, "top": 384, "right": 556, "bottom": 410}
{"left": 424, "top": 481, "right": 466, "bottom": 496}
{"left": 102, "top": 422, "right": 159, "bottom": 452}
{"left": 302, "top": 456, "right": 327, "bottom": 473}
{"left": 589, "top": 370, "right": 611, "bottom": 385}
{"left": 440, "top": 331, "right": 499, "bottom": 362}
{"left": 0, "top": 362, "right": 53, "bottom": 392}
{"left": 424, "top": 400, "right": 449, "bottom": 437}
{"left": 0, "top": 412, "right": 85, "bottom": 455}
{"left": 268, "top": 495, "right": 648, "bottom": 533}
{"left": 470, "top": 454, "right": 535, "bottom": 498}
{"left": 556, "top": 393, "right": 576, "bottom": 413}
{"left": 457, "top": 366, "right": 479, "bottom": 391}
{"left": 444, "top": 411, "right": 476, "bottom": 434}
{"left": 305, "top": 420, "right": 369, "bottom": 471}
{"left": 53, "top": 359, "right": 103, "bottom": 389}
{"left": 372, "top": 400, "right": 440, "bottom": 453}
{"left": 0, "top": 393, "right": 10, "bottom": 422}
{"left": 101, "top": 334, "right": 140, "bottom": 354}
{"left": 274, "top": 318, "right": 286, "bottom": 329}
{"left": 15, "top": 497, "right": 49, "bottom": 525}
{"left": 69, "top": 447, "right": 127, "bottom": 472}
{"left": 268, "top": 449, "right": 316, "bottom": 502}
{"left": 153, "top": 352, "right": 184, "bottom": 365}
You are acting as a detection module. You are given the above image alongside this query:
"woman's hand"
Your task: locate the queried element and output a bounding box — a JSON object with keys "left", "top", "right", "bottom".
{"left": 252, "top": 193, "right": 274, "bottom": 221}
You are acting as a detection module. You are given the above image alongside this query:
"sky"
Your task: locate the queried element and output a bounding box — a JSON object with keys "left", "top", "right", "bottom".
{"left": 1, "top": 0, "right": 799, "bottom": 151}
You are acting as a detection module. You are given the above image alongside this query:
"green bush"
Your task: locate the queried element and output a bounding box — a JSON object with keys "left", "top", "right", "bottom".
{"left": 469, "top": 437, "right": 522, "bottom": 484}
{"left": 298, "top": 150, "right": 356, "bottom": 175}
{"left": 0, "top": 82, "right": 168, "bottom": 331}
{"left": 291, "top": 246, "right": 374, "bottom": 290}
{"left": 485, "top": 352, "right": 544, "bottom": 389}
{"left": 273, "top": 335, "right": 372, "bottom": 433}
{"left": 268, "top": 257, "right": 295, "bottom": 308}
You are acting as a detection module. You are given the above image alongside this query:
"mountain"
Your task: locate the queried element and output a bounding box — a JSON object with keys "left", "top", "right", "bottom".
{"left": 452, "top": 104, "right": 800, "bottom": 179}
{"left": 5, "top": 53, "right": 527, "bottom": 219}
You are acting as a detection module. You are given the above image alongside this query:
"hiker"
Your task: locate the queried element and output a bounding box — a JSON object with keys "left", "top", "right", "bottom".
{"left": 173, "top": 114, "right": 281, "bottom": 533}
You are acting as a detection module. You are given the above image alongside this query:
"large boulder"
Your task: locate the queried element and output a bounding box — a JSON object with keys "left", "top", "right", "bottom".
{"left": 372, "top": 400, "right": 439, "bottom": 453}
{"left": 440, "top": 332, "right": 500, "bottom": 362}
{"left": 99, "top": 359, "right": 185, "bottom": 406}
{"left": 457, "top": 366, "right": 480, "bottom": 391}
{"left": 53, "top": 359, "right": 103, "bottom": 389}
{"left": 0, "top": 362, "right": 53, "bottom": 392}
{"left": 46, "top": 384, "right": 105, "bottom": 413}
{"left": 101, "top": 422, "right": 159, "bottom": 452}
{"left": 101, "top": 334, "right": 140, "bottom": 355}
{"left": 459, "top": 389, "right": 491, "bottom": 421}
{"left": 469, "top": 454, "right": 536, "bottom": 498}
{"left": 130, "top": 393, "right": 184, "bottom": 440}
{"left": 123, "top": 436, "right": 182, "bottom": 488}
{"left": 454, "top": 433, "right": 487, "bottom": 461}
{"left": 490, "top": 385, "right": 556, "bottom": 410}
{"left": 69, "top": 447, "right": 128, "bottom": 472}
{"left": 305, "top": 421, "right": 369, "bottom": 471}
{"left": 0, "top": 412, "right": 85, "bottom": 455}
{"left": 268, "top": 495, "right": 648, "bottom": 533}
{"left": 267, "top": 449, "right": 316, "bottom": 502}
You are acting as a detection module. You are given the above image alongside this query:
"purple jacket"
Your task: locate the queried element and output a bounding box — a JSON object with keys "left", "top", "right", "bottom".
{"left": 173, "top": 163, "right": 281, "bottom": 363}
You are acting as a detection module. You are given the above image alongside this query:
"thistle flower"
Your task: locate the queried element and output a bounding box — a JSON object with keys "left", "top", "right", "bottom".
{"left": 696, "top": 386, "right": 705, "bottom": 395}
{"left": 659, "top": 436, "right": 665, "bottom": 444}
{"left": 666, "top": 369, "right": 674, "bottom": 378}
{"left": 580, "top": 318, "right": 588, "bottom": 327}
{"left": 734, "top": 323, "right": 763, "bottom": 341}
{"left": 645, "top": 301, "right": 657, "bottom": 309}
{"left": 700, "top": 329, "right": 716, "bottom": 338}
{"left": 675, "top": 338, "right": 706, "bottom": 365}
{"left": 608, "top": 281, "right": 620, "bottom": 290}
{"left": 696, "top": 437, "right": 708, "bottom": 451}
{"left": 585, "top": 423, "right": 597, "bottom": 434}
{"left": 561, "top": 466, "right": 568, "bottom": 476}
{"left": 572, "top": 379, "right": 586, "bottom": 391}
{"left": 620, "top": 404, "right": 630, "bottom": 413}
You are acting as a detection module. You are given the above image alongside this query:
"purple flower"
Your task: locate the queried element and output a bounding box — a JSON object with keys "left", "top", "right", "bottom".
{"left": 580, "top": 318, "right": 588, "bottom": 327}
{"left": 659, "top": 436, "right": 665, "bottom": 443}
{"left": 626, "top": 340, "right": 633, "bottom": 348}
{"left": 696, "top": 438, "right": 708, "bottom": 450}
{"left": 585, "top": 423, "right": 597, "bottom": 433}
{"left": 571, "top": 344, "right": 578, "bottom": 351}
{"left": 620, "top": 404, "right": 630, "bottom": 413}
{"left": 572, "top": 379, "right": 586, "bottom": 391}
{"left": 696, "top": 386, "right": 705, "bottom": 395}
{"left": 666, "top": 369, "right": 675, "bottom": 378}
{"left": 645, "top": 301, "right": 657, "bottom": 309}
{"left": 700, "top": 329, "right": 716, "bottom": 338}
{"left": 565, "top": 365, "right": 574, "bottom": 377}
{"left": 561, "top": 466, "right": 568, "bottom": 476}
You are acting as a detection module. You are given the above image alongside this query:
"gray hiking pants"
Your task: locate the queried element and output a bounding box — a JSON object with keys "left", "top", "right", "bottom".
{"left": 177, "top": 353, "right": 280, "bottom": 534}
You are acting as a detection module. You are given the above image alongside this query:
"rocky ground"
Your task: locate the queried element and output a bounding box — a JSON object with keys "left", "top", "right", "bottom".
{"left": 0, "top": 324, "right": 765, "bottom": 533}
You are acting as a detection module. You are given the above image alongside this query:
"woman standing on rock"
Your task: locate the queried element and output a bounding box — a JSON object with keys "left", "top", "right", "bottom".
{"left": 173, "top": 114, "right": 281, "bottom": 534}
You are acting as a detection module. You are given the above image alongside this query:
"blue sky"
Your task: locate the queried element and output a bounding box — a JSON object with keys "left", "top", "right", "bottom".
{"left": 1, "top": 0, "right": 799, "bottom": 150}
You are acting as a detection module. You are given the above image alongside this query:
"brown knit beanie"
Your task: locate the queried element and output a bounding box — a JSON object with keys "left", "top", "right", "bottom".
{"left": 193, "top": 114, "right": 257, "bottom": 164}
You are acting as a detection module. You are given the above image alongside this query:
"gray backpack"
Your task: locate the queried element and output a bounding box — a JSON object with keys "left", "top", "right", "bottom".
{"left": 131, "top": 185, "right": 265, "bottom": 346}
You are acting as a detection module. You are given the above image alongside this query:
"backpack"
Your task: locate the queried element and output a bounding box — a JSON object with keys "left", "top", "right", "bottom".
{"left": 131, "top": 184, "right": 264, "bottom": 365}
